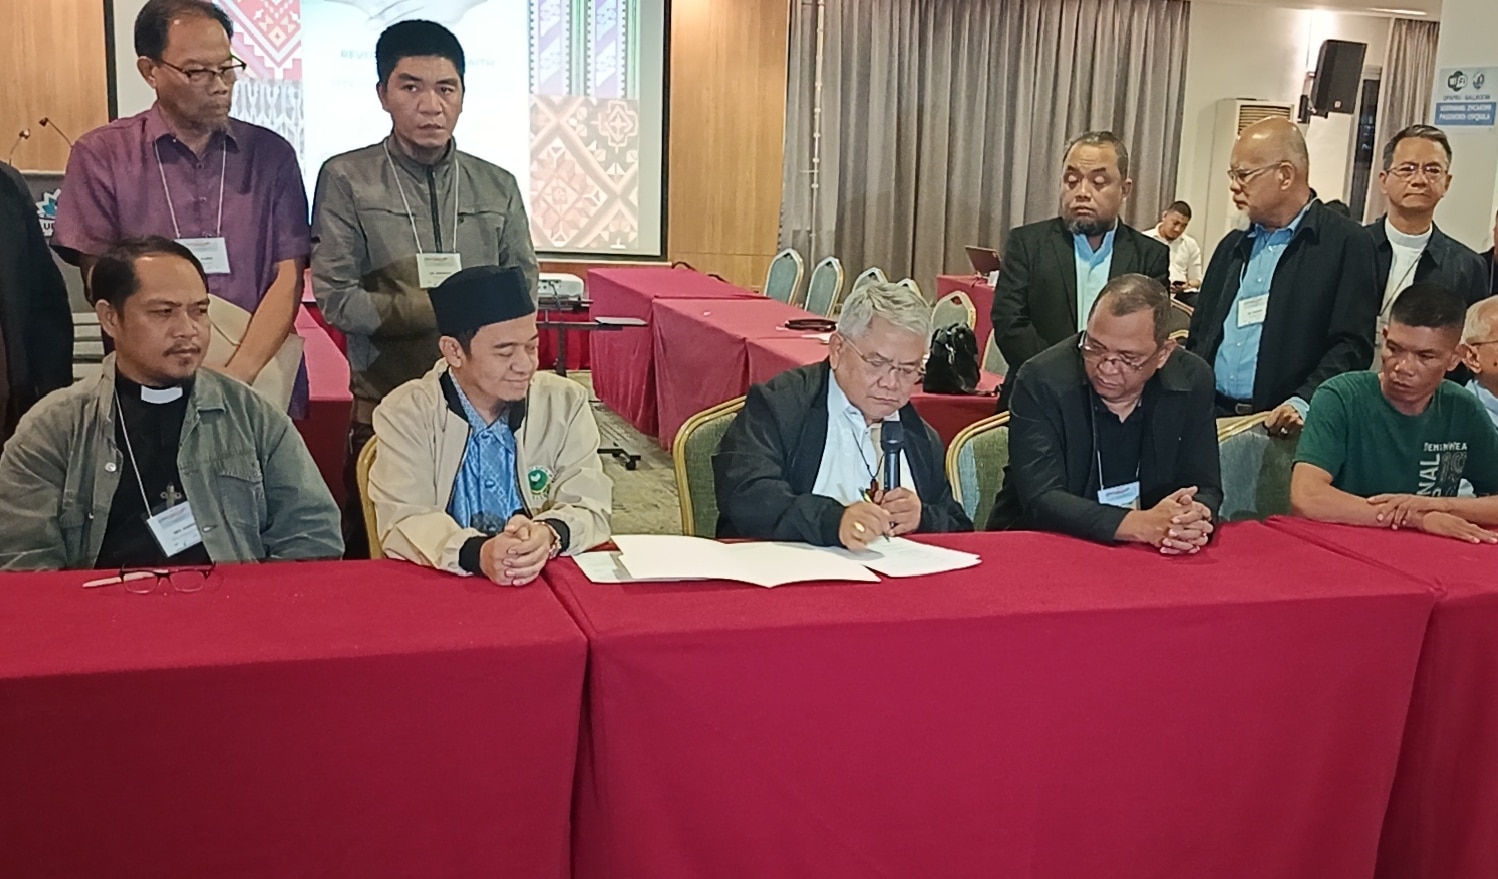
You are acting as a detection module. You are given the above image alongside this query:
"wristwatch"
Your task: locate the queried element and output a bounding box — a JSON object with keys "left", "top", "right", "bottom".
{"left": 539, "top": 519, "right": 563, "bottom": 559}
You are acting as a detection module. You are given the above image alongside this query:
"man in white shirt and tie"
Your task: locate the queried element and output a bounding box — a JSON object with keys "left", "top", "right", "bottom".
{"left": 1143, "top": 200, "right": 1203, "bottom": 291}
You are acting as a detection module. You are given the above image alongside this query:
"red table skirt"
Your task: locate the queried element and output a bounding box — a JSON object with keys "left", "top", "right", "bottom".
{"left": 537, "top": 306, "right": 593, "bottom": 371}
{"left": 548, "top": 524, "right": 1435, "bottom": 879}
{"left": 745, "top": 336, "right": 1001, "bottom": 446}
{"left": 294, "top": 305, "right": 352, "bottom": 506}
{"left": 0, "top": 560, "right": 586, "bottom": 879}
{"left": 936, "top": 274, "right": 996, "bottom": 348}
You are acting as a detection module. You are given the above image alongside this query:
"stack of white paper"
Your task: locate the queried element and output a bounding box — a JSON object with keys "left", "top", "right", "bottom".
{"left": 822, "top": 536, "right": 981, "bottom": 578}
{"left": 593, "top": 535, "right": 880, "bottom": 588}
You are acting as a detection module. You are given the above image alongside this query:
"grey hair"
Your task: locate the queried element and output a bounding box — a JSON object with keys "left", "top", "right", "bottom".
{"left": 836, "top": 281, "right": 932, "bottom": 345}
{"left": 1463, "top": 296, "right": 1498, "bottom": 344}
{"left": 1064, "top": 130, "right": 1130, "bottom": 179}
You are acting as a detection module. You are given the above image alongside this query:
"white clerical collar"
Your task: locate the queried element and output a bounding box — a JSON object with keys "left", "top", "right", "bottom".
{"left": 1385, "top": 216, "right": 1433, "bottom": 250}
{"left": 140, "top": 385, "right": 184, "bottom": 404}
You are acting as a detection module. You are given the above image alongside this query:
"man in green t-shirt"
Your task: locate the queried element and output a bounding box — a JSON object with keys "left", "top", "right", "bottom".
{"left": 1292, "top": 281, "right": 1498, "bottom": 543}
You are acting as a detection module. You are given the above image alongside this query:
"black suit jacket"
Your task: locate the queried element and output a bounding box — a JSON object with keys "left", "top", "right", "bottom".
{"left": 1366, "top": 217, "right": 1488, "bottom": 305}
{"left": 0, "top": 162, "right": 73, "bottom": 444}
{"left": 1187, "top": 199, "right": 1378, "bottom": 411}
{"left": 986, "top": 338, "right": 1222, "bottom": 541}
{"left": 1479, "top": 247, "right": 1498, "bottom": 298}
{"left": 991, "top": 217, "right": 1170, "bottom": 399}
{"left": 713, "top": 361, "right": 972, "bottom": 544}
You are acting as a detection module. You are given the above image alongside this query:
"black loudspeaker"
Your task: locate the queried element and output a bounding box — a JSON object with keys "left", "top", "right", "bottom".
{"left": 1311, "top": 40, "right": 1367, "bottom": 115}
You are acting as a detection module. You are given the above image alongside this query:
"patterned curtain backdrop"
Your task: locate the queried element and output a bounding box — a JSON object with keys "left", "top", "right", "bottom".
{"left": 223, "top": 0, "right": 305, "bottom": 156}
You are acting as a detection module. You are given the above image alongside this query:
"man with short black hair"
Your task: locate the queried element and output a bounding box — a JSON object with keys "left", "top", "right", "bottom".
{"left": 54, "top": 0, "right": 311, "bottom": 413}
{"left": 0, "top": 161, "right": 72, "bottom": 444}
{"left": 1292, "top": 282, "right": 1498, "bottom": 543}
{"left": 1143, "top": 200, "right": 1203, "bottom": 290}
{"left": 989, "top": 274, "right": 1220, "bottom": 551}
{"left": 311, "top": 19, "right": 539, "bottom": 556}
{"left": 0, "top": 237, "right": 341, "bottom": 570}
{"left": 990, "top": 131, "right": 1169, "bottom": 408}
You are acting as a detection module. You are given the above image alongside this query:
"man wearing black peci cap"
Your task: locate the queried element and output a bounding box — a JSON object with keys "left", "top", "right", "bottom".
{"left": 367, "top": 265, "right": 610, "bottom": 585}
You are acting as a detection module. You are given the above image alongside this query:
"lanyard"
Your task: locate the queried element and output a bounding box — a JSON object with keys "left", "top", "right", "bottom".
{"left": 383, "top": 139, "right": 461, "bottom": 255}
{"left": 154, "top": 138, "right": 226, "bottom": 239}
{"left": 113, "top": 392, "right": 162, "bottom": 511}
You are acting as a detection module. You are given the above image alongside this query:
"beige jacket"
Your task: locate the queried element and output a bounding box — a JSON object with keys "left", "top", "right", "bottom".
{"left": 369, "top": 362, "right": 611, "bottom": 574}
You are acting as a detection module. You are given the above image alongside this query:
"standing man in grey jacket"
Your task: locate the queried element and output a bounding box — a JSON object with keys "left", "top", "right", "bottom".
{"left": 0, "top": 237, "right": 342, "bottom": 571}
{"left": 310, "top": 19, "right": 538, "bottom": 557}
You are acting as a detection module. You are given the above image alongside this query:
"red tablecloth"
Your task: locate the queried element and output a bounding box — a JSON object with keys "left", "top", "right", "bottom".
{"left": 0, "top": 561, "right": 586, "bottom": 879}
{"left": 652, "top": 297, "right": 813, "bottom": 447}
{"left": 746, "top": 335, "right": 1002, "bottom": 446}
{"left": 295, "top": 305, "right": 352, "bottom": 506}
{"left": 588, "top": 268, "right": 765, "bottom": 436}
{"left": 936, "top": 274, "right": 996, "bottom": 347}
{"left": 537, "top": 305, "right": 593, "bottom": 371}
{"left": 1267, "top": 518, "right": 1498, "bottom": 879}
{"left": 547, "top": 524, "right": 1433, "bottom": 879}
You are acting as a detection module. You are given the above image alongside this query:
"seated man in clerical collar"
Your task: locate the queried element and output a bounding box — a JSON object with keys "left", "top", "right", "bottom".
{"left": 987, "top": 274, "right": 1221, "bottom": 553}
{"left": 713, "top": 282, "right": 971, "bottom": 549}
{"left": 0, "top": 236, "right": 342, "bottom": 570}
{"left": 1292, "top": 281, "right": 1498, "bottom": 543}
{"left": 368, "top": 265, "right": 611, "bottom": 585}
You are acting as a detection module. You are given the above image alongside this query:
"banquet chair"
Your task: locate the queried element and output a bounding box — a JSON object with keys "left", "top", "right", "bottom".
{"left": 945, "top": 413, "right": 1010, "bottom": 526}
{"left": 804, "top": 257, "right": 845, "bottom": 317}
{"left": 763, "top": 248, "right": 804, "bottom": 305}
{"left": 932, "top": 290, "right": 976, "bottom": 330}
{"left": 897, "top": 277, "right": 925, "bottom": 301}
{"left": 673, "top": 396, "right": 746, "bottom": 536}
{"left": 355, "top": 436, "right": 385, "bottom": 560}
{"left": 1217, "top": 413, "right": 1298, "bottom": 521}
{"left": 1165, "top": 298, "right": 1193, "bottom": 337}
{"left": 851, "top": 266, "right": 886, "bottom": 295}
{"left": 982, "top": 329, "right": 1008, "bottom": 375}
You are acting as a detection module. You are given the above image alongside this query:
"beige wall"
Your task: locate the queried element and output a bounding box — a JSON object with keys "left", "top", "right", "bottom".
{"left": 3, "top": 0, "right": 789, "bottom": 290}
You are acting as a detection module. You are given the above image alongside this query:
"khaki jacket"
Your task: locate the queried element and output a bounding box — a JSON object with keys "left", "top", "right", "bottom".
{"left": 369, "top": 363, "right": 611, "bottom": 575}
{"left": 0, "top": 356, "right": 342, "bottom": 570}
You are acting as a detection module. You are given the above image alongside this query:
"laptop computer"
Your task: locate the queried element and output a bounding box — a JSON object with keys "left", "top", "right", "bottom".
{"left": 964, "top": 245, "right": 1002, "bottom": 276}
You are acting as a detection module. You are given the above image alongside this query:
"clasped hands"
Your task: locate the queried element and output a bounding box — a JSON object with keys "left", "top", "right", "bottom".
{"left": 478, "top": 514, "right": 557, "bottom": 586}
{"left": 838, "top": 487, "right": 921, "bottom": 550}
{"left": 1120, "top": 486, "right": 1214, "bottom": 555}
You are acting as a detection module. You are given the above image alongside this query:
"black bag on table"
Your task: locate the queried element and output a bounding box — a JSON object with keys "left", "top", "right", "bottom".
{"left": 923, "top": 323, "right": 979, "bottom": 394}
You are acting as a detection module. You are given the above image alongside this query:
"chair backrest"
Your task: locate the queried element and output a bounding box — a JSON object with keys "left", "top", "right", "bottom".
{"left": 982, "top": 329, "right": 1008, "bottom": 375}
{"left": 673, "top": 397, "right": 746, "bottom": 536}
{"left": 897, "top": 277, "right": 925, "bottom": 302}
{"left": 763, "top": 248, "right": 804, "bottom": 305}
{"left": 945, "top": 413, "right": 1010, "bottom": 526}
{"left": 1217, "top": 414, "right": 1299, "bottom": 522}
{"left": 803, "top": 257, "right": 845, "bottom": 316}
{"left": 931, "top": 290, "right": 976, "bottom": 331}
{"left": 355, "top": 435, "right": 385, "bottom": 559}
{"left": 1164, "top": 298, "right": 1193, "bottom": 336}
{"left": 851, "top": 266, "right": 886, "bottom": 295}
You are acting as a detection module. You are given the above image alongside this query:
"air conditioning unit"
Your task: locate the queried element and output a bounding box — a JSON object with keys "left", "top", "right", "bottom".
{"left": 1203, "top": 99, "right": 1296, "bottom": 252}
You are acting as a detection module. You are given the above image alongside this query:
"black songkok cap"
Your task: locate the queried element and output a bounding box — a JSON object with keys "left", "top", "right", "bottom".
{"left": 428, "top": 265, "right": 535, "bottom": 337}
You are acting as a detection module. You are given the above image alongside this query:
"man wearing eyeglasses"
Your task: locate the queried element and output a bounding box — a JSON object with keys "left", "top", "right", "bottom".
{"left": 53, "top": 0, "right": 311, "bottom": 416}
{"left": 714, "top": 282, "right": 971, "bottom": 549}
{"left": 988, "top": 275, "right": 1220, "bottom": 552}
{"left": 1365, "top": 126, "right": 1488, "bottom": 368}
{"left": 1187, "top": 117, "right": 1379, "bottom": 437}
{"left": 1461, "top": 297, "right": 1498, "bottom": 428}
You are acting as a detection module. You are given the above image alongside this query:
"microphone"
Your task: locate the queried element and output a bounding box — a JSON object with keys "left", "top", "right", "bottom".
{"left": 6, "top": 129, "right": 29, "bottom": 164}
{"left": 880, "top": 420, "right": 903, "bottom": 491}
{"left": 38, "top": 117, "right": 74, "bottom": 148}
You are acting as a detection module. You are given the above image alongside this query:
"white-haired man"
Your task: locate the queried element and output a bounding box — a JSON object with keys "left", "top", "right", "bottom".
{"left": 713, "top": 282, "right": 971, "bottom": 549}
{"left": 1462, "top": 296, "right": 1498, "bottom": 428}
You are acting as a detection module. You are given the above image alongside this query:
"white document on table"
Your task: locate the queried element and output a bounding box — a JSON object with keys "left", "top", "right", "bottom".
{"left": 612, "top": 535, "right": 880, "bottom": 588}
{"left": 573, "top": 551, "right": 635, "bottom": 584}
{"left": 823, "top": 536, "right": 981, "bottom": 578}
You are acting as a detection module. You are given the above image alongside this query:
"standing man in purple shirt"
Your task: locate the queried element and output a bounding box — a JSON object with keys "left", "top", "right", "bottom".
{"left": 51, "top": 0, "right": 312, "bottom": 416}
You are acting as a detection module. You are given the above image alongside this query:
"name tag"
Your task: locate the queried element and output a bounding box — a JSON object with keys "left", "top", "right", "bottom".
{"left": 417, "top": 252, "right": 463, "bottom": 288}
{"left": 1237, "top": 294, "right": 1270, "bottom": 328}
{"left": 178, "top": 237, "right": 231, "bottom": 274}
{"left": 986, "top": 270, "right": 1000, "bottom": 287}
{"left": 1097, "top": 481, "right": 1142, "bottom": 509}
{"left": 145, "top": 502, "right": 205, "bottom": 557}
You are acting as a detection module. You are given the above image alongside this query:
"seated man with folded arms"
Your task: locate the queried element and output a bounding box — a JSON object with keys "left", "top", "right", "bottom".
{"left": 713, "top": 282, "right": 971, "bottom": 549}
{"left": 0, "top": 237, "right": 342, "bottom": 570}
{"left": 1461, "top": 296, "right": 1498, "bottom": 428}
{"left": 987, "top": 274, "right": 1221, "bottom": 553}
{"left": 369, "top": 265, "right": 610, "bottom": 585}
{"left": 1292, "top": 282, "right": 1498, "bottom": 543}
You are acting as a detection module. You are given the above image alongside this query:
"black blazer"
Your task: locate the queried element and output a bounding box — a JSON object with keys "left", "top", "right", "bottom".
{"left": 1187, "top": 199, "right": 1378, "bottom": 411}
{"left": 986, "top": 337, "right": 1222, "bottom": 542}
{"left": 713, "top": 361, "right": 972, "bottom": 545}
{"left": 1366, "top": 217, "right": 1489, "bottom": 305}
{"left": 991, "top": 217, "right": 1170, "bottom": 395}
{"left": 0, "top": 162, "right": 72, "bottom": 444}
{"left": 1483, "top": 248, "right": 1498, "bottom": 298}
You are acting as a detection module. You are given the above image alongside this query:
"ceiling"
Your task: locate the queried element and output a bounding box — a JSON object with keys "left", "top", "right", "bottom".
{"left": 1194, "top": 0, "right": 1443, "bottom": 20}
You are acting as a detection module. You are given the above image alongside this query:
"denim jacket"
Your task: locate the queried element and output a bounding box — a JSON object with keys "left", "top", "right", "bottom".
{"left": 0, "top": 356, "right": 343, "bottom": 570}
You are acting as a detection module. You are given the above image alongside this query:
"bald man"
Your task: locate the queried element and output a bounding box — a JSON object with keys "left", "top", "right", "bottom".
{"left": 1463, "top": 296, "right": 1498, "bottom": 427}
{"left": 1187, "top": 118, "right": 1378, "bottom": 436}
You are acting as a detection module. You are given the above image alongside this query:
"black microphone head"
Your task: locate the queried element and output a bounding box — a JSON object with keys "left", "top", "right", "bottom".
{"left": 880, "top": 420, "right": 903, "bottom": 452}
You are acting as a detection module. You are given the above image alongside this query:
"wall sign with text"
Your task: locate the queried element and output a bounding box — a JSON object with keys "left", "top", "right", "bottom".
{"left": 1433, "top": 67, "right": 1497, "bottom": 130}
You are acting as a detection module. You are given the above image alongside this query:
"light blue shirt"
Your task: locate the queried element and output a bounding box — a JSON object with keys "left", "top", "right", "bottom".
{"left": 1468, "top": 380, "right": 1498, "bottom": 428}
{"left": 1214, "top": 201, "right": 1313, "bottom": 404}
{"left": 1073, "top": 227, "right": 1117, "bottom": 331}
{"left": 446, "top": 379, "right": 524, "bottom": 534}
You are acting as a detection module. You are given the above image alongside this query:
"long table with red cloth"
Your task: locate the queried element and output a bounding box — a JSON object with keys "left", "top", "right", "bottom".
{"left": 294, "top": 305, "right": 352, "bottom": 506}
{"left": 589, "top": 268, "right": 766, "bottom": 436}
{"left": 546, "top": 523, "right": 1435, "bottom": 879}
{"left": 1266, "top": 518, "right": 1498, "bottom": 879}
{"left": 0, "top": 560, "right": 586, "bottom": 879}
{"left": 936, "top": 274, "right": 996, "bottom": 346}
{"left": 746, "top": 335, "right": 1002, "bottom": 445}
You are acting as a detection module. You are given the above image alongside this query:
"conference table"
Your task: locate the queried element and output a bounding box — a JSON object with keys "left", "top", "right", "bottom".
{"left": 1266, "top": 519, "right": 1498, "bottom": 879}
{"left": 936, "top": 274, "right": 997, "bottom": 346}
{"left": 0, "top": 560, "right": 586, "bottom": 879}
{"left": 548, "top": 522, "right": 1437, "bottom": 879}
